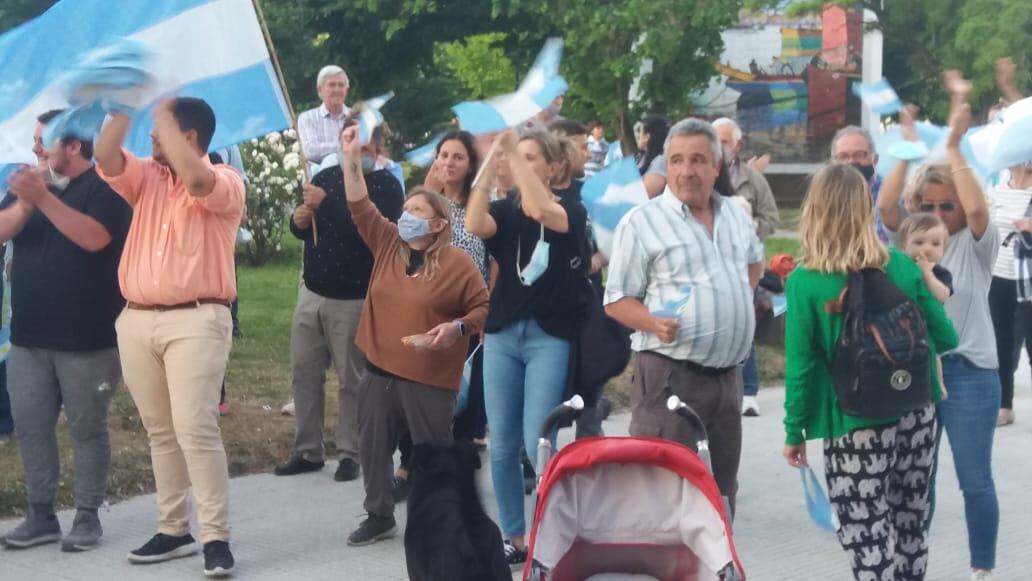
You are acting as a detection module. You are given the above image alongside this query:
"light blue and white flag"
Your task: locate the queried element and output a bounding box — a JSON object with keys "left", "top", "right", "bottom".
{"left": 405, "top": 133, "right": 445, "bottom": 167}
{"left": 852, "top": 79, "right": 903, "bottom": 116}
{"left": 968, "top": 96, "right": 1032, "bottom": 173}
{"left": 0, "top": 0, "right": 291, "bottom": 173}
{"left": 580, "top": 157, "right": 649, "bottom": 258}
{"left": 356, "top": 92, "right": 394, "bottom": 145}
{"left": 451, "top": 38, "right": 568, "bottom": 135}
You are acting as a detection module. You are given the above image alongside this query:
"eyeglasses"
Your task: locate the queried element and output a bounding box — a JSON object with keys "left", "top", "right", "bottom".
{"left": 918, "top": 201, "right": 957, "bottom": 213}
{"left": 833, "top": 151, "right": 872, "bottom": 164}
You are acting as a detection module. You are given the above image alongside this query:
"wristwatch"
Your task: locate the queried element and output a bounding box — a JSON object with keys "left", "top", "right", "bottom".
{"left": 454, "top": 320, "right": 467, "bottom": 337}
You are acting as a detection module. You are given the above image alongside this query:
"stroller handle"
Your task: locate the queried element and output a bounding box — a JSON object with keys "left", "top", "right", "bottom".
{"left": 666, "top": 395, "right": 710, "bottom": 448}
{"left": 538, "top": 395, "right": 585, "bottom": 440}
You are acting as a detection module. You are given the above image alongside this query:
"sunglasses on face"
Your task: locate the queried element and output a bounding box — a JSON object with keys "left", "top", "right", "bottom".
{"left": 919, "top": 201, "right": 956, "bottom": 213}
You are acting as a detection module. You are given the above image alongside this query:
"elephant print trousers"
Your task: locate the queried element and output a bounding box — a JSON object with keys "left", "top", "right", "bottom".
{"left": 824, "top": 405, "right": 938, "bottom": 581}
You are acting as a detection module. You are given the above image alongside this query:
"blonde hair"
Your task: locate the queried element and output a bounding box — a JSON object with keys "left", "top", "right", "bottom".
{"left": 898, "top": 212, "right": 948, "bottom": 250}
{"left": 799, "top": 164, "right": 889, "bottom": 273}
{"left": 397, "top": 188, "right": 452, "bottom": 280}
{"left": 904, "top": 162, "right": 957, "bottom": 213}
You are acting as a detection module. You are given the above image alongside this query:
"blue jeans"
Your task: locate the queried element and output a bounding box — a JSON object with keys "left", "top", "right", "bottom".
{"left": 932, "top": 355, "right": 1000, "bottom": 570}
{"left": 742, "top": 342, "right": 758, "bottom": 397}
{"left": 483, "top": 318, "right": 570, "bottom": 538}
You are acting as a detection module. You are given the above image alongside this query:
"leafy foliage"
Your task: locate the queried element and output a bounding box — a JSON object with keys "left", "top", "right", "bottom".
{"left": 239, "top": 130, "right": 303, "bottom": 266}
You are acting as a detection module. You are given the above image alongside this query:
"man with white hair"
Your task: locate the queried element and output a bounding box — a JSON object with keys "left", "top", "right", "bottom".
{"left": 712, "top": 117, "right": 779, "bottom": 418}
{"left": 830, "top": 125, "right": 887, "bottom": 241}
{"left": 297, "top": 65, "right": 351, "bottom": 175}
{"left": 604, "top": 118, "right": 764, "bottom": 509}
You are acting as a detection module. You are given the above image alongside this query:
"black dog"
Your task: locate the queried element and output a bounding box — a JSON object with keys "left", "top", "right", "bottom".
{"left": 405, "top": 441, "right": 511, "bottom": 581}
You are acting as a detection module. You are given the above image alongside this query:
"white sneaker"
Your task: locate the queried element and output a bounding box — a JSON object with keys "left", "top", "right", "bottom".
{"left": 281, "top": 400, "right": 295, "bottom": 416}
{"left": 742, "top": 396, "right": 760, "bottom": 417}
{"left": 972, "top": 570, "right": 993, "bottom": 581}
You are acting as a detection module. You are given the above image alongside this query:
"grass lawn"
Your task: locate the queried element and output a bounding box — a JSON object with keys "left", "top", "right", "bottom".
{"left": 0, "top": 231, "right": 802, "bottom": 518}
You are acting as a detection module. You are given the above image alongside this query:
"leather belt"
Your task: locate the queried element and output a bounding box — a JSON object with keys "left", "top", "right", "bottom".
{"left": 127, "top": 298, "right": 231, "bottom": 312}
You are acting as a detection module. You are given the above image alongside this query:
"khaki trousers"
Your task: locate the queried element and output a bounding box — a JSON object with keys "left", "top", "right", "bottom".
{"left": 290, "top": 284, "right": 364, "bottom": 462}
{"left": 116, "top": 304, "right": 233, "bottom": 543}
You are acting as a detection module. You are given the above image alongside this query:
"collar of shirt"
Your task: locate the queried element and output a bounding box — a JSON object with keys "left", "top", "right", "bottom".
{"left": 660, "top": 188, "right": 725, "bottom": 220}
{"left": 318, "top": 103, "right": 350, "bottom": 120}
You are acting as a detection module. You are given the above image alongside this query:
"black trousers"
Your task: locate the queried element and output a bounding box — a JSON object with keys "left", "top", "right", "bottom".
{"left": 988, "top": 277, "right": 1032, "bottom": 409}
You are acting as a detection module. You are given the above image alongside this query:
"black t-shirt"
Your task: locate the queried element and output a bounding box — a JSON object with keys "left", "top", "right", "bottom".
{"left": 484, "top": 194, "right": 589, "bottom": 340}
{"left": 555, "top": 181, "right": 604, "bottom": 295}
{"left": 290, "top": 167, "right": 404, "bottom": 300}
{"left": 2, "top": 168, "right": 131, "bottom": 351}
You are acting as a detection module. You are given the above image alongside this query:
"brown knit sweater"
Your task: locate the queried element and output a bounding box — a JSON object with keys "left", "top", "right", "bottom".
{"left": 349, "top": 197, "right": 489, "bottom": 390}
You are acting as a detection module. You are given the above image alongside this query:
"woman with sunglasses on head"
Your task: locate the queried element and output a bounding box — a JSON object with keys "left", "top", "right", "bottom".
{"left": 877, "top": 72, "right": 1001, "bottom": 581}
{"left": 335, "top": 125, "right": 489, "bottom": 548}
{"left": 465, "top": 127, "right": 589, "bottom": 571}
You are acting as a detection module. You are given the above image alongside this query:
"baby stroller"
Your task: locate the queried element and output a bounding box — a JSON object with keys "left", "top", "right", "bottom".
{"left": 524, "top": 395, "right": 745, "bottom": 581}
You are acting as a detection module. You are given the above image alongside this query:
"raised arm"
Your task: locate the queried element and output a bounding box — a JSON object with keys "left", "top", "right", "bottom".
{"left": 340, "top": 125, "right": 368, "bottom": 203}
{"left": 996, "top": 57, "right": 1024, "bottom": 105}
{"left": 465, "top": 137, "right": 500, "bottom": 239}
{"left": 95, "top": 113, "right": 132, "bottom": 177}
{"left": 942, "top": 71, "right": 989, "bottom": 239}
{"left": 503, "top": 131, "right": 570, "bottom": 233}
{"left": 152, "top": 101, "right": 216, "bottom": 198}
{"left": 876, "top": 105, "right": 918, "bottom": 233}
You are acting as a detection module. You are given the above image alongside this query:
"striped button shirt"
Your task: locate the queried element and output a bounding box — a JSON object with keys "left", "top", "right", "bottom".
{"left": 604, "top": 189, "right": 764, "bottom": 367}
{"left": 297, "top": 103, "right": 350, "bottom": 170}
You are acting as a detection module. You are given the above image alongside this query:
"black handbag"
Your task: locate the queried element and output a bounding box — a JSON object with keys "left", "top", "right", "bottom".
{"left": 565, "top": 279, "right": 632, "bottom": 407}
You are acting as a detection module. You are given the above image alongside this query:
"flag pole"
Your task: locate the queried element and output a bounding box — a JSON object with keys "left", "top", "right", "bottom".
{"left": 250, "top": 0, "right": 317, "bottom": 245}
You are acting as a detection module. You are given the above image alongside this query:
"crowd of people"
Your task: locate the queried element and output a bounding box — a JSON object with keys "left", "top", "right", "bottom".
{"left": 0, "top": 53, "right": 1027, "bottom": 581}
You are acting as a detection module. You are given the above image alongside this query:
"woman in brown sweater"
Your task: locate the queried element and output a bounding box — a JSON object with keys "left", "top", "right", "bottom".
{"left": 337, "top": 125, "right": 490, "bottom": 547}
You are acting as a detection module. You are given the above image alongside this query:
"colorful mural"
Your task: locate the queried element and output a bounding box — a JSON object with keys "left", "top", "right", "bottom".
{"left": 693, "top": 5, "right": 865, "bottom": 164}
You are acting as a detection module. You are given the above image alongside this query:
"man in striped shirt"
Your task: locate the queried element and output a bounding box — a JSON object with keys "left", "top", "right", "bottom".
{"left": 297, "top": 65, "right": 351, "bottom": 176}
{"left": 604, "top": 118, "right": 763, "bottom": 508}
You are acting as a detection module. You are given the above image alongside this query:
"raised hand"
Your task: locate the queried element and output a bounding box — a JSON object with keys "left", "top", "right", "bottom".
{"left": 424, "top": 159, "right": 446, "bottom": 192}
{"left": 996, "top": 57, "right": 1020, "bottom": 103}
{"left": 340, "top": 125, "right": 360, "bottom": 158}
{"left": 900, "top": 104, "right": 920, "bottom": 142}
{"left": 942, "top": 70, "right": 971, "bottom": 105}
{"left": 947, "top": 102, "right": 971, "bottom": 149}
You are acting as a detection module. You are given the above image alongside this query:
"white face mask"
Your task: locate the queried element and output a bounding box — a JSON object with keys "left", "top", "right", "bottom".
{"left": 45, "top": 163, "right": 70, "bottom": 191}
{"left": 517, "top": 223, "right": 550, "bottom": 286}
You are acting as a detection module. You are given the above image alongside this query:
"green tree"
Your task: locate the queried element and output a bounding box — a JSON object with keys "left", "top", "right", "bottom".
{"left": 0, "top": 0, "right": 55, "bottom": 32}
{"left": 434, "top": 32, "right": 517, "bottom": 99}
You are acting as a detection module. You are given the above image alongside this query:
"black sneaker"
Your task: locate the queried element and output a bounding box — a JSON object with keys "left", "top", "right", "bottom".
{"left": 503, "top": 540, "right": 528, "bottom": 572}
{"left": 273, "top": 454, "right": 324, "bottom": 476}
{"left": 346, "top": 514, "right": 397, "bottom": 546}
{"left": 334, "top": 458, "right": 360, "bottom": 482}
{"left": 127, "top": 533, "right": 199, "bottom": 564}
{"left": 203, "top": 540, "right": 235, "bottom": 577}
{"left": 392, "top": 477, "right": 410, "bottom": 503}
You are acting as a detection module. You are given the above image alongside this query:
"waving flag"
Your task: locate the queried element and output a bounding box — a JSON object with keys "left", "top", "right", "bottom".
{"left": 968, "top": 96, "right": 1032, "bottom": 173}
{"left": 452, "top": 38, "right": 568, "bottom": 135}
{"left": 0, "top": 0, "right": 291, "bottom": 174}
{"left": 852, "top": 79, "right": 903, "bottom": 116}
{"left": 580, "top": 157, "right": 649, "bottom": 258}
{"left": 405, "top": 133, "right": 444, "bottom": 167}
{"left": 355, "top": 91, "right": 394, "bottom": 145}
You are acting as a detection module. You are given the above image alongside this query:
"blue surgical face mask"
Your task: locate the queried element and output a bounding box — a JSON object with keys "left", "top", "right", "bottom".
{"left": 398, "top": 211, "right": 431, "bottom": 242}
{"left": 800, "top": 465, "right": 839, "bottom": 534}
{"left": 361, "top": 155, "right": 376, "bottom": 174}
{"left": 517, "top": 223, "right": 550, "bottom": 286}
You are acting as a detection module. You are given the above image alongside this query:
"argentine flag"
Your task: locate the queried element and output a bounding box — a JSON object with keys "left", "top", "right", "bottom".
{"left": 580, "top": 157, "right": 649, "bottom": 259}
{"left": 0, "top": 0, "right": 291, "bottom": 173}
{"left": 852, "top": 79, "right": 903, "bottom": 116}
{"left": 968, "top": 96, "right": 1032, "bottom": 173}
{"left": 356, "top": 92, "right": 394, "bottom": 146}
{"left": 405, "top": 133, "right": 445, "bottom": 168}
{"left": 451, "top": 38, "right": 568, "bottom": 135}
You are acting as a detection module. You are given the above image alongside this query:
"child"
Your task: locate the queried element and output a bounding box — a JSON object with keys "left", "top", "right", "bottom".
{"left": 898, "top": 212, "right": 952, "bottom": 398}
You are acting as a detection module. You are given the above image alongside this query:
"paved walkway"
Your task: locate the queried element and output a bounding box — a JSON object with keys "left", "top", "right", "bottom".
{"left": 3, "top": 371, "right": 1031, "bottom": 580}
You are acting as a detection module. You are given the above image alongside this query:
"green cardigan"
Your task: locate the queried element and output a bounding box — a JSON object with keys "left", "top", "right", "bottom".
{"left": 783, "top": 248, "right": 959, "bottom": 445}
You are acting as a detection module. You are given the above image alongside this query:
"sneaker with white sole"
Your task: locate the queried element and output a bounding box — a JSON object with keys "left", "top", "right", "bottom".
{"left": 742, "top": 395, "right": 761, "bottom": 417}
{"left": 61, "top": 510, "right": 103, "bottom": 552}
{"left": 0, "top": 506, "right": 61, "bottom": 549}
{"left": 281, "top": 400, "right": 295, "bottom": 416}
{"left": 972, "top": 570, "right": 993, "bottom": 581}
{"left": 503, "top": 540, "right": 528, "bottom": 572}
{"left": 346, "top": 514, "right": 396, "bottom": 546}
{"left": 203, "top": 540, "right": 235, "bottom": 577}
{"left": 128, "top": 533, "right": 199, "bottom": 564}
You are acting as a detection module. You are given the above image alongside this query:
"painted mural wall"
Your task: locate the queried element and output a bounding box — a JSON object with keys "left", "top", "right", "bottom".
{"left": 693, "top": 6, "right": 864, "bottom": 164}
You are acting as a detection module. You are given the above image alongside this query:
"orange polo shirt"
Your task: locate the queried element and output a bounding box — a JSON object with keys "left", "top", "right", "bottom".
{"left": 98, "top": 149, "right": 245, "bottom": 305}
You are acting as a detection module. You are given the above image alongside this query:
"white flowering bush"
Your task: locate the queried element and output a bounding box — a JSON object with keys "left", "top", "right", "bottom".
{"left": 240, "top": 129, "right": 302, "bottom": 265}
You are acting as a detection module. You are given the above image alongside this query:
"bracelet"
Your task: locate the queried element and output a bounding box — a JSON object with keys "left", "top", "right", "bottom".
{"left": 950, "top": 166, "right": 972, "bottom": 175}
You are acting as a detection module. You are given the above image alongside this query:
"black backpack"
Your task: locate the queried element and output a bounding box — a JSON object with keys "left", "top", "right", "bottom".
{"left": 830, "top": 268, "right": 932, "bottom": 418}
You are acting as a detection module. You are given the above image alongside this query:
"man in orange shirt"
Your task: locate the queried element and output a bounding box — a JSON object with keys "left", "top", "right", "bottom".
{"left": 95, "top": 97, "right": 244, "bottom": 578}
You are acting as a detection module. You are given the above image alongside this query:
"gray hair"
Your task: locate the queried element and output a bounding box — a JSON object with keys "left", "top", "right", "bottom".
{"left": 830, "top": 125, "right": 875, "bottom": 158}
{"left": 711, "top": 117, "right": 743, "bottom": 144}
{"left": 317, "top": 65, "right": 349, "bottom": 89}
{"left": 664, "top": 118, "right": 722, "bottom": 166}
